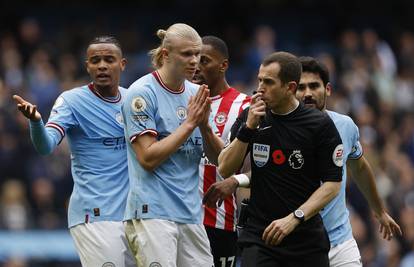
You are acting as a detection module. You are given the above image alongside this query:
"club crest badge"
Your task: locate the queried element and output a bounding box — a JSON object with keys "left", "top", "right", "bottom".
{"left": 131, "top": 96, "right": 147, "bottom": 112}
{"left": 115, "top": 112, "right": 123, "bottom": 125}
{"left": 288, "top": 150, "right": 304, "bottom": 169}
{"left": 176, "top": 106, "right": 187, "bottom": 120}
{"left": 252, "top": 143, "right": 270, "bottom": 167}
{"left": 214, "top": 112, "right": 228, "bottom": 126}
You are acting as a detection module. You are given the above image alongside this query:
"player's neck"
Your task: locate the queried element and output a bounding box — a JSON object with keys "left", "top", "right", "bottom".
{"left": 157, "top": 68, "right": 185, "bottom": 92}
{"left": 93, "top": 84, "right": 119, "bottom": 97}
{"left": 210, "top": 79, "right": 230, "bottom": 97}
{"left": 271, "top": 98, "right": 299, "bottom": 115}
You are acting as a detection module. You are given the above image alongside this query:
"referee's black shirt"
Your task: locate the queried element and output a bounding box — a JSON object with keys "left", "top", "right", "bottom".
{"left": 230, "top": 102, "right": 343, "bottom": 257}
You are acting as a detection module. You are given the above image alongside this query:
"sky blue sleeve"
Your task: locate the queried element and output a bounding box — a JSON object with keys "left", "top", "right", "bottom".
{"left": 29, "top": 120, "right": 60, "bottom": 155}
{"left": 348, "top": 120, "right": 363, "bottom": 159}
{"left": 30, "top": 95, "right": 77, "bottom": 155}
{"left": 122, "top": 87, "right": 157, "bottom": 143}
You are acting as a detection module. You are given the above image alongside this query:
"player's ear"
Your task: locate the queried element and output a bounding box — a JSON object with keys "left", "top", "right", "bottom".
{"left": 120, "top": 58, "right": 127, "bottom": 71}
{"left": 326, "top": 82, "right": 332, "bottom": 97}
{"left": 85, "top": 60, "right": 90, "bottom": 74}
{"left": 287, "top": 81, "right": 297, "bottom": 94}
{"left": 220, "top": 59, "right": 229, "bottom": 73}
{"left": 161, "top": 48, "right": 169, "bottom": 62}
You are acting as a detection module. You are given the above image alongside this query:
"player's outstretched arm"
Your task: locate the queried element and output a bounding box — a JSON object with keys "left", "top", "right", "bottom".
{"left": 13, "top": 95, "right": 58, "bottom": 155}
{"left": 13, "top": 95, "right": 41, "bottom": 122}
{"left": 348, "top": 156, "right": 402, "bottom": 240}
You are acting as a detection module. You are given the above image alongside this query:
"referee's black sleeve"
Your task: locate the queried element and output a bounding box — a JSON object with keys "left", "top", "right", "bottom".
{"left": 316, "top": 114, "right": 343, "bottom": 182}
{"left": 229, "top": 107, "right": 249, "bottom": 142}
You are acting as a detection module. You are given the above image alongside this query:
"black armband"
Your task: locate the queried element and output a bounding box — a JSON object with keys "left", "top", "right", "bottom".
{"left": 236, "top": 123, "right": 257, "bottom": 143}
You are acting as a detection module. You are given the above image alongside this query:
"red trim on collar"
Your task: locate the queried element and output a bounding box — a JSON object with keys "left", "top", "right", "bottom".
{"left": 152, "top": 71, "right": 185, "bottom": 94}
{"left": 87, "top": 83, "right": 121, "bottom": 103}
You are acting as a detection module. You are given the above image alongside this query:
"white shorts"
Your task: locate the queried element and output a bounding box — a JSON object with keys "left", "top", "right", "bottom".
{"left": 70, "top": 221, "right": 136, "bottom": 267}
{"left": 329, "top": 238, "right": 362, "bottom": 267}
{"left": 125, "top": 219, "right": 214, "bottom": 267}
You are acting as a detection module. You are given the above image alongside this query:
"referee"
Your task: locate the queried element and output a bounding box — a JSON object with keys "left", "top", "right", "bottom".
{"left": 217, "top": 52, "right": 343, "bottom": 267}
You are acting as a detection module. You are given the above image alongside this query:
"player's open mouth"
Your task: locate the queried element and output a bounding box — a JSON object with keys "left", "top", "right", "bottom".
{"left": 97, "top": 74, "right": 110, "bottom": 80}
{"left": 303, "top": 99, "right": 316, "bottom": 105}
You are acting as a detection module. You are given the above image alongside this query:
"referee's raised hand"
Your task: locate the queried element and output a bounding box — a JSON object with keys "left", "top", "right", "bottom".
{"left": 246, "top": 92, "right": 265, "bottom": 129}
{"left": 13, "top": 95, "right": 42, "bottom": 122}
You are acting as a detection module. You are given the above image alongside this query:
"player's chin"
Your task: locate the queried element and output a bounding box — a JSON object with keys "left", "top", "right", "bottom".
{"left": 94, "top": 79, "right": 112, "bottom": 88}
{"left": 185, "top": 72, "right": 196, "bottom": 81}
{"left": 304, "top": 103, "right": 316, "bottom": 109}
{"left": 95, "top": 75, "right": 112, "bottom": 82}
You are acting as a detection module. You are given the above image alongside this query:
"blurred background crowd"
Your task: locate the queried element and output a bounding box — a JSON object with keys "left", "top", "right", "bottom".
{"left": 1, "top": 0, "right": 414, "bottom": 266}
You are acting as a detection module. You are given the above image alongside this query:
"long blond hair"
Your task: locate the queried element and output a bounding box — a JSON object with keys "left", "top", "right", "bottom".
{"left": 149, "top": 23, "right": 201, "bottom": 69}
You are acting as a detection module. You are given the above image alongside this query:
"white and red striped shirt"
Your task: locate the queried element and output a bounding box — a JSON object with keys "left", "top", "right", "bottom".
{"left": 199, "top": 87, "right": 250, "bottom": 232}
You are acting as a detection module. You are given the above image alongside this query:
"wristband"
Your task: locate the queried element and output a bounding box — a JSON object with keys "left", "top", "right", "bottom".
{"left": 236, "top": 124, "right": 256, "bottom": 143}
{"left": 234, "top": 174, "right": 250, "bottom": 187}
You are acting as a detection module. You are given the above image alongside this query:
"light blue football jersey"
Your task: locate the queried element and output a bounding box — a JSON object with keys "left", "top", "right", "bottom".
{"left": 321, "top": 110, "right": 363, "bottom": 246}
{"left": 122, "top": 71, "right": 204, "bottom": 224}
{"left": 39, "top": 84, "right": 129, "bottom": 228}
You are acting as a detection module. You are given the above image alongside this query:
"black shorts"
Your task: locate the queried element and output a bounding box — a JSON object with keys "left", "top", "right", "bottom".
{"left": 237, "top": 216, "right": 330, "bottom": 267}
{"left": 240, "top": 244, "right": 329, "bottom": 267}
{"left": 205, "top": 225, "right": 238, "bottom": 267}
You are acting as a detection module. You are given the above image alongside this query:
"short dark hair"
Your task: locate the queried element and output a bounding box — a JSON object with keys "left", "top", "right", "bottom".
{"left": 202, "top": 35, "right": 229, "bottom": 59}
{"left": 262, "top": 52, "right": 301, "bottom": 85}
{"left": 88, "top": 35, "right": 122, "bottom": 54}
{"left": 299, "top": 56, "right": 330, "bottom": 86}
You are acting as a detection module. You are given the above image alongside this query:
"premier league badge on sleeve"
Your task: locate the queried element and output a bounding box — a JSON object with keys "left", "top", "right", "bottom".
{"left": 131, "top": 96, "right": 147, "bottom": 113}
{"left": 332, "top": 144, "right": 344, "bottom": 167}
{"left": 252, "top": 143, "right": 270, "bottom": 167}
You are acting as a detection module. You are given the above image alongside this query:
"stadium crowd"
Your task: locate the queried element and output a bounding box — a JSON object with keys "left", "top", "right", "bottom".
{"left": 1, "top": 17, "right": 414, "bottom": 267}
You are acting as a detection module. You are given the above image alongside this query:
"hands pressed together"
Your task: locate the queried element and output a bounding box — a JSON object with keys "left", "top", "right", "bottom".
{"left": 186, "top": 84, "right": 212, "bottom": 130}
